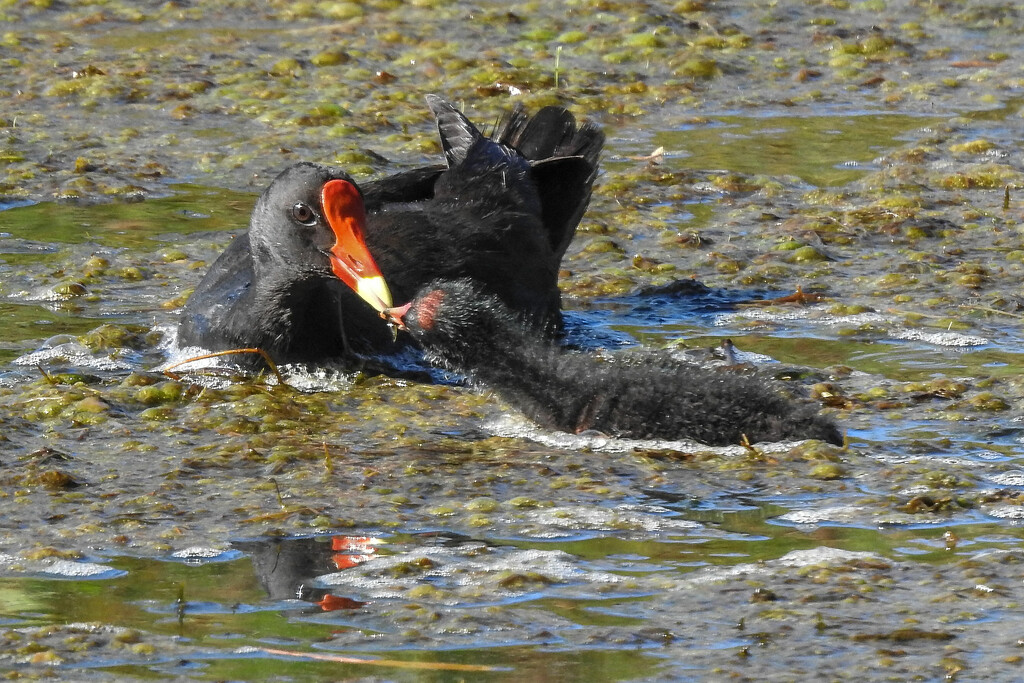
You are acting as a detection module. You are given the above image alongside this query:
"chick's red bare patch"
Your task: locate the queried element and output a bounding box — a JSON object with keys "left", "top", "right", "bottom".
{"left": 415, "top": 289, "right": 445, "bottom": 331}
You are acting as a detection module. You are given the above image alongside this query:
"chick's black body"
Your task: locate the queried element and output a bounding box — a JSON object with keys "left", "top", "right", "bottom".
{"left": 177, "top": 96, "right": 604, "bottom": 365}
{"left": 399, "top": 280, "right": 844, "bottom": 447}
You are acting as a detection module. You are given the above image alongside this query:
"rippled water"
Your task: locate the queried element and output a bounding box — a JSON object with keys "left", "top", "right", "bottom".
{"left": 3, "top": 112, "right": 1024, "bottom": 680}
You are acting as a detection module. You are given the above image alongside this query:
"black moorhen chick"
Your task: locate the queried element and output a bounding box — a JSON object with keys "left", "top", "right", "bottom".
{"left": 177, "top": 95, "right": 604, "bottom": 365}
{"left": 386, "top": 280, "right": 844, "bottom": 446}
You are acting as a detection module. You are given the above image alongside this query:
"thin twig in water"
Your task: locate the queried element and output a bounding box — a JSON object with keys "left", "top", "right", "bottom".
{"left": 554, "top": 45, "right": 562, "bottom": 88}
{"left": 960, "top": 304, "right": 1024, "bottom": 320}
{"left": 163, "top": 348, "right": 287, "bottom": 387}
{"left": 885, "top": 308, "right": 958, "bottom": 321}
{"left": 256, "top": 647, "right": 501, "bottom": 672}
{"left": 271, "top": 479, "right": 285, "bottom": 509}
{"left": 739, "top": 286, "right": 825, "bottom": 307}
{"left": 37, "top": 365, "right": 54, "bottom": 384}
{"left": 323, "top": 442, "right": 334, "bottom": 476}
{"left": 628, "top": 146, "right": 665, "bottom": 162}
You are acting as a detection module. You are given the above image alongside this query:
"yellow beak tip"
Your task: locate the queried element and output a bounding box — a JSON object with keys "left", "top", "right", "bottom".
{"left": 356, "top": 276, "right": 393, "bottom": 312}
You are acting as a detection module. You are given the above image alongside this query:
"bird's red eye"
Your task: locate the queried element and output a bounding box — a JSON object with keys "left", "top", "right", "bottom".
{"left": 292, "top": 203, "right": 316, "bottom": 225}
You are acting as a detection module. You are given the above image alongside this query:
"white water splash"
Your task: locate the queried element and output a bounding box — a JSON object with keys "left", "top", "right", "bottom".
{"left": 485, "top": 413, "right": 809, "bottom": 455}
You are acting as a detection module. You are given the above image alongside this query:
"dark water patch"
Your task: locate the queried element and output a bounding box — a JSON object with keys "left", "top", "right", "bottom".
{"left": 2, "top": 1, "right": 1024, "bottom": 678}
{"left": 0, "top": 237, "right": 62, "bottom": 260}
{"left": 0, "top": 303, "right": 105, "bottom": 364}
{"left": 0, "top": 199, "right": 33, "bottom": 212}
{"left": 564, "top": 281, "right": 772, "bottom": 349}
{"left": 0, "top": 184, "right": 252, "bottom": 248}
{"left": 611, "top": 112, "right": 943, "bottom": 188}
{"left": 5, "top": 517, "right": 1024, "bottom": 678}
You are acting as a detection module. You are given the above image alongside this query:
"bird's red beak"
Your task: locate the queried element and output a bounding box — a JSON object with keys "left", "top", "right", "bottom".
{"left": 322, "top": 179, "right": 392, "bottom": 312}
{"left": 381, "top": 302, "right": 411, "bottom": 330}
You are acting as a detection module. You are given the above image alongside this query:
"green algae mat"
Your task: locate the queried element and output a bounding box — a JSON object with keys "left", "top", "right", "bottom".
{"left": 3, "top": 1, "right": 1024, "bottom": 680}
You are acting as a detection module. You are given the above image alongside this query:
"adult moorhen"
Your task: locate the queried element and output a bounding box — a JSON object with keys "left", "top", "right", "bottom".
{"left": 176, "top": 162, "right": 392, "bottom": 365}
{"left": 176, "top": 95, "right": 604, "bottom": 366}
{"left": 386, "top": 279, "right": 844, "bottom": 447}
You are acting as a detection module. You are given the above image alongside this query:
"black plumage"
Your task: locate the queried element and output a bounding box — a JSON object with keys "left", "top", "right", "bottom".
{"left": 389, "top": 279, "right": 844, "bottom": 447}
{"left": 176, "top": 95, "right": 604, "bottom": 366}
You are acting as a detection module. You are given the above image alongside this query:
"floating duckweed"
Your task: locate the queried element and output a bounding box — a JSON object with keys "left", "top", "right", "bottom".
{"left": 1006, "top": 250, "right": 1024, "bottom": 263}
{"left": 520, "top": 27, "right": 557, "bottom": 42}
{"left": 914, "top": 379, "right": 968, "bottom": 398}
{"left": 875, "top": 273, "right": 915, "bottom": 289}
{"left": 809, "top": 463, "right": 846, "bottom": 480}
{"left": 34, "top": 470, "right": 81, "bottom": 490}
{"left": 115, "top": 266, "right": 147, "bottom": 281}
{"left": 138, "top": 406, "right": 176, "bottom": 421}
{"left": 269, "top": 58, "right": 303, "bottom": 77}
{"left": 711, "top": 174, "right": 759, "bottom": 192}
{"left": 72, "top": 396, "right": 108, "bottom": 414}
{"left": 828, "top": 303, "right": 872, "bottom": 315}
{"left": 727, "top": 34, "right": 752, "bottom": 48}
{"left": 715, "top": 258, "right": 744, "bottom": 274}
{"left": 673, "top": 57, "right": 719, "bottom": 79}
{"left": 112, "top": 629, "right": 142, "bottom": 644}
{"left": 49, "top": 372, "right": 100, "bottom": 385}
{"left": 789, "top": 246, "right": 829, "bottom": 263}
{"left": 949, "top": 139, "right": 995, "bottom": 155}
{"left": 939, "top": 169, "right": 1016, "bottom": 190}
{"left": 17, "top": 641, "right": 51, "bottom": 656}
{"left": 692, "top": 35, "right": 727, "bottom": 50}
{"left": 859, "top": 386, "right": 889, "bottom": 400}
{"left": 582, "top": 238, "right": 625, "bottom": 255}
{"left": 602, "top": 51, "right": 635, "bottom": 65}
{"left": 625, "top": 33, "right": 663, "bottom": 49}
{"left": 158, "top": 248, "right": 187, "bottom": 262}
{"left": 300, "top": 102, "right": 348, "bottom": 126}
{"left": 386, "top": 557, "right": 435, "bottom": 577}
{"left": 466, "top": 497, "right": 499, "bottom": 512}
{"left": 967, "top": 393, "right": 1009, "bottom": 411}
{"left": 810, "top": 383, "right": 848, "bottom": 407}
{"left": 26, "top": 396, "right": 69, "bottom": 420}
{"left": 310, "top": 515, "right": 334, "bottom": 528}
{"left": 321, "top": 2, "right": 363, "bottom": 20}
{"left": 496, "top": 571, "right": 554, "bottom": 589}
{"left": 23, "top": 547, "right": 80, "bottom": 562}
{"left": 120, "top": 373, "right": 159, "bottom": 388}
{"left": 903, "top": 225, "right": 930, "bottom": 240}
{"left": 933, "top": 318, "right": 970, "bottom": 330}
{"left": 467, "top": 514, "right": 492, "bottom": 527}
{"left": 81, "top": 324, "right": 142, "bottom": 351}
{"left": 311, "top": 49, "right": 352, "bottom": 67}
{"left": 53, "top": 281, "right": 87, "bottom": 298}
{"left": 555, "top": 31, "right": 587, "bottom": 43}
{"left": 837, "top": 33, "right": 896, "bottom": 56}
{"left": 794, "top": 440, "right": 842, "bottom": 461}
{"left": 130, "top": 642, "right": 156, "bottom": 656}
{"left": 73, "top": 157, "right": 96, "bottom": 174}
{"left": 332, "top": 150, "right": 376, "bottom": 165}
{"left": 136, "top": 381, "right": 185, "bottom": 405}
{"left": 673, "top": 0, "right": 706, "bottom": 12}
{"left": 82, "top": 256, "right": 109, "bottom": 277}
